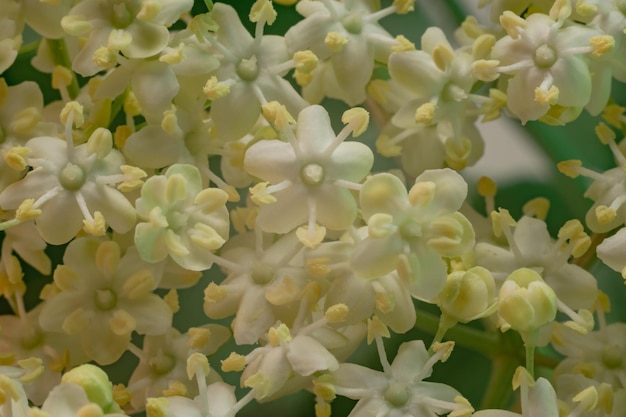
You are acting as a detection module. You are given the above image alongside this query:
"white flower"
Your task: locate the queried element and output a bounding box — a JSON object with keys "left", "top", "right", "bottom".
{"left": 284, "top": 0, "right": 399, "bottom": 105}
{"left": 134, "top": 163, "right": 230, "bottom": 271}
{"left": 200, "top": 2, "right": 308, "bottom": 140}
{"left": 244, "top": 104, "right": 373, "bottom": 235}
{"left": 38, "top": 238, "right": 172, "bottom": 365}
{"left": 486, "top": 8, "right": 600, "bottom": 123}
{"left": 330, "top": 340, "right": 472, "bottom": 417}
{"left": 0, "top": 110, "right": 137, "bottom": 245}
{"left": 351, "top": 169, "right": 475, "bottom": 301}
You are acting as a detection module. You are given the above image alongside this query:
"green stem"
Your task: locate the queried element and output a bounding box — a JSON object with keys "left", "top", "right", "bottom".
{"left": 479, "top": 355, "right": 518, "bottom": 410}
{"left": 46, "top": 38, "right": 80, "bottom": 99}
{"left": 204, "top": 0, "right": 214, "bottom": 11}
{"left": 414, "top": 308, "right": 502, "bottom": 357}
{"left": 18, "top": 40, "right": 40, "bottom": 56}
{"left": 525, "top": 344, "right": 535, "bottom": 379}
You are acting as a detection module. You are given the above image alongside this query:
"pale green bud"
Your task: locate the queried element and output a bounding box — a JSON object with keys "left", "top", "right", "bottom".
{"left": 61, "top": 363, "right": 118, "bottom": 413}
{"left": 498, "top": 268, "right": 557, "bottom": 333}
{"left": 439, "top": 266, "right": 497, "bottom": 323}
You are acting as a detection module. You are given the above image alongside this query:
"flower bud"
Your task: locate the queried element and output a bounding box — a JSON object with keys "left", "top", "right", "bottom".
{"left": 61, "top": 363, "right": 117, "bottom": 413}
{"left": 498, "top": 268, "right": 557, "bottom": 333}
{"left": 439, "top": 266, "right": 497, "bottom": 323}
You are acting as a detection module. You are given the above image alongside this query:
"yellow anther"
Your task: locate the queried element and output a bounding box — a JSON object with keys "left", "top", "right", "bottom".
{"left": 589, "top": 35, "right": 614, "bottom": 56}
{"left": 558, "top": 219, "right": 585, "bottom": 240}
{"left": 203, "top": 76, "right": 231, "bottom": 100}
{"left": 573, "top": 386, "right": 598, "bottom": 411}
{"left": 294, "top": 70, "right": 313, "bottom": 87}
{"left": 112, "top": 384, "right": 131, "bottom": 407}
{"left": 471, "top": 59, "right": 500, "bottom": 82}
{"left": 461, "top": 16, "right": 484, "bottom": 39}
{"left": 375, "top": 291, "right": 394, "bottom": 314}
{"left": 221, "top": 352, "right": 247, "bottom": 372}
{"left": 293, "top": 50, "right": 318, "bottom": 73}
{"left": 189, "top": 223, "right": 226, "bottom": 251}
{"left": 409, "top": 180, "right": 436, "bottom": 207}
{"left": 549, "top": 0, "right": 571, "bottom": 21}
{"left": 83, "top": 211, "right": 106, "bottom": 237}
{"left": 490, "top": 208, "right": 516, "bottom": 238}
{"left": 250, "top": 0, "right": 277, "bottom": 25}
{"left": 52, "top": 66, "right": 74, "bottom": 90}
{"left": 432, "top": 341, "right": 455, "bottom": 362}
{"left": 522, "top": 197, "right": 550, "bottom": 220}
{"left": 557, "top": 160, "right": 582, "bottom": 178}
{"left": 194, "top": 188, "right": 231, "bottom": 214}
{"left": 534, "top": 85, "right": 559, "bottom": 106}
{"left": 432, "top": 44, "right": 455, "bottom": 72}
{"left": 325, "top": 303, "right": 349, "bottom": 323}
{"left": 204, "top": 282, "right": 227, "bottom": 303}
{"left": 571, "top": 235, "right": 591, "bottom": 258}
{"left": 325, "top": 32, "right": 349, "bottom": 52}
{"left": 261, "top": 101, "right": 296, "bottom": 130}
{"left": 164, "top": 230, "right": 190, "bottom": 257}
{"left": 296, "top": 224, "right": 326, "bottom": 248}
{"left": 472, "top": 34, "right": 496, "bottom": 60}
{"left": 10, "top": 107, "right": 41, "bottom": 134}
{"left": 124, "top": 91, "right": 142, "bottom": 116}
{"left": 62, "top": 307, "right": 90, "bottom": 334}
{"left": 415, "top": 102, "right": 437, "bottom": 125}
{"left": 512, "top": 366, "right": 535, "bottom": 391}
{"left": 161, "top": 106, "right": 180, "bottom": 135}
{"left": 243, "top": 372, "right": 271, "bottom": 398}
{"left": 16, "top": 198, "right": 41, "bottom": 221}
{"left": 146, "top": 397, "right": 170, "bottom": 417}
{"left": 481, "top": 88, "right": 507, "bottom": 122}
{"left": 576, "top": 1, "right": 597, "bottom": 17}
{"left": 186, "top": 352, "right": 210, "bottom": 380}
{"left": 273, "top": 0, "right": 298, "bottom": 5}
{"left": 114, "top": 125, "right": 133, "bottom": 148}
{"left": 93, "top": 47, "right": 118, "bottom": 69}
{"left": 367, "top": 213, "right": 395, "bottom": 238}
{"left": 500, "top": 11, "right": 527, "bottom": 39}
{"left": 60, "top": 101, "right": 84, "bottom": 128}
{"left": 122, "top": 269, "right": 155, "bottom": 300}
{"left": 306, "top": 257, "right": 331, "bottom": 279}
{"left": 108, "top": 29, "right": 132, "bottom": 51}
{"left": 17, "top": 357, "right": 43, "bottom": 383}
{"left": 573, "top": 361, "right": 597, "bottom": 378}
{"left": 375, "top": 135, "right": 402, "bottom": 157}
{"left": 595, "top": 205, "right": 616, "bottom": 225}
{"left": 53, "top": 264, "right": 80, "bottom": 292}
{"left": 391, "top": 35, "right": 415, "bottom": 52}
{"left": 597, "top": 383, "right": 614, "bottom": 413}
{"left": 109, "top": 309, "right": 136, "bottom": 335}
{"left": 250, "top": 182, "right": 277, "bottom": 205}
{"left": 160, "top": 42, "right": 185, "bottom": 65}
{"left": 61, "top": 14, "right": 94, "bottom": 36}
{"left": 477, "top": 176, "right": 497, "bottom": 199}
{"left": 393, "top": 0, "right": 414, "bottom": 14}
{"left": 595, "top": 122, "right": 616, "bottom": 145}
{"left": 450, "top": 396, "right": 474, "bottom": 417}
{"left": 268, "top": 323, "right": 292, "bottom": 347}
{"left": 4, "top": 146, "right": 31, "bottom": 171}
{"left": 602, "top": 104, "right": 625, "bottom": 128}
{"left": 366, "top": 315, "right": 390, "bottom": 344}
{"left": 342, "top": 107, "right": 369, "bottom": 136}
{"left": 162, "top": 380, "right": 187, "bottom": 397}
{"left": 186, "top": 327, "right": 211, "bottom": 350}
{"left": 163, "top": 289, "right": 179, "bottom": 313}
{"left": 86, "top": 127, "right": 113, "bottom": 158}
{"left": 137, "top": 0, "right": 161, "bottom": 21}
{"left": 118, "top": 165, "right": 147, "bottom": 192}
{"left": 313, "top": 376, "right": 336, "bottom": 401}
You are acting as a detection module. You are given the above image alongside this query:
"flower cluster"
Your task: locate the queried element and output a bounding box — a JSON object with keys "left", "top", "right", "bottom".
{"left": 1, "top": 0, "right": 626, "bottom": 416}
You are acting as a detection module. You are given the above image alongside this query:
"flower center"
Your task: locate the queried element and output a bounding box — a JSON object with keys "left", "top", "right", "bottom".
{"left": 341, "top": 13, "right": 363, "bottom": 34}
{"left": 20, "top": 327, "right": 44, "bottom": 350}
{"left": 59, "top": 162, "right": 86, "bottom": 191}
{"left": 251, "top": 263, "right": 275, "bottom": 285}
{"left": 399, "top": 218, "right": 422, "bottom": 240}
{"left": 300, "top": 163, "right": 325, "bottom": 186}
{"left": 384, "top": 380, "right": 410, "bottom": 407}
{"left": 601, "top": 344, "right": 623, "bottom": 369}
{"left": 533, "top": 44, "right": 558, "bottom": 68}
{"left": 94, "top": 288, "right": 118, "bottom": 311}
{"left": 111, "top": 1, "right": 134, "bottom": 28}
{"left": 150, "top": 351, "right": 176, "bottom": 375}
{"left": 236, "top": 57, "right": 259, "bottom": 81}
